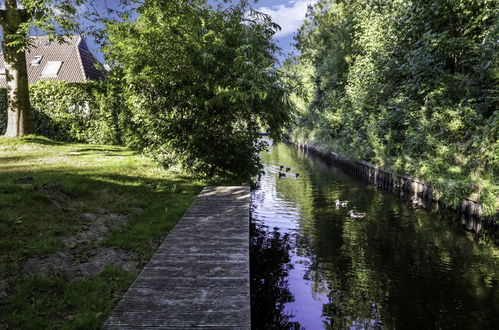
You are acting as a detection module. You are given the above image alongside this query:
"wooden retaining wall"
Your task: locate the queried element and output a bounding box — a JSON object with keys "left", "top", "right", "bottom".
{"left": 292, "top": 142, "right": 495, "bottom": 224}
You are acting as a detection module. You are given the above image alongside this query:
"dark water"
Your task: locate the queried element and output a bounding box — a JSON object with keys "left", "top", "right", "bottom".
{"left": 250, "top": 142, "right": 498, "bottom": 330}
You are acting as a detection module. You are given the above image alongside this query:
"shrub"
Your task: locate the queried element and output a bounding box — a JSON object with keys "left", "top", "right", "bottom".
{"left": 104, "top": 1, "right": 292, "bottom": 179}
{"left": 1, "top": 80, "right": 126, "bottom": 145}
{"left": 286, "top": 0, "right": 498, "bottom": 216}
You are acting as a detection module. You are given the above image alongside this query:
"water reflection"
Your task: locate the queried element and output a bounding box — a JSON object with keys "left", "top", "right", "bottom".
{"left": 250, "top": 221, "right": 301, "bottom": 329}
{"left": 250, "top": 142, "right": 498, "bottom": 329}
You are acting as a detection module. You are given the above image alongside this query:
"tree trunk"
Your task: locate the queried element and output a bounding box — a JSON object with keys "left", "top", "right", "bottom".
{"left": 1, "top": 0, "right": 34, "bottom": 137}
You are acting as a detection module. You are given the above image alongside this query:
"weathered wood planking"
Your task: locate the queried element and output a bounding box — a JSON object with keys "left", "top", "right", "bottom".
{"left": 103, "top": 186, "right": 251, "bottom": 330}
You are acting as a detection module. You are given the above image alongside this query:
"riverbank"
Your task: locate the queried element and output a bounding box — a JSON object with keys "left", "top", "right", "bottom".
{"left": 251, "top": 141, "right": 498, "bottom": 328}
{"left": 0, "top": 136, "right": 205, "bottom": 328}
{"left": 288, "top": 139, "right": 497, "bottom": 224}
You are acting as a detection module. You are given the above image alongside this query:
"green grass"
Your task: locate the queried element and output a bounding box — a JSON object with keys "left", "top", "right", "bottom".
{"left": 0, "top": 136, "right": 207, "bottom": 329}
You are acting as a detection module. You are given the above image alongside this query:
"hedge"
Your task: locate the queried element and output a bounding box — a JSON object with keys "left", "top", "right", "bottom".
{"left": 0, "top": 80, "right": 128, "bottom": 145}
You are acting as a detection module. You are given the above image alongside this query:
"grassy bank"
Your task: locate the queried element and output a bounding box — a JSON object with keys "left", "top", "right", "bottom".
{"left": 289, "top": 136, "right": 498, "bottom": 220}
{"left": 0, "top": 136, "right": 205, "bottom": 329}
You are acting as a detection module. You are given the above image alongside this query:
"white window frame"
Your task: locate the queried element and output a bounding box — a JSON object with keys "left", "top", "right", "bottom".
{"left": 41, "top": 61, "right": 63, "bottom": 76}
{"left": 30, "top": 55, "right": 43, "bottom": 66}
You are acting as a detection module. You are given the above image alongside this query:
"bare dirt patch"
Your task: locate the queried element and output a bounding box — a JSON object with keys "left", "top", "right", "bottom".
{"left": 37, "top": 182, "right": 70, "bottom": 208}
{"left": 21, "top": 211, "right": 136, "bottom": 282}
{"left": 64, "top": 212, "right": 129, "bottom": 248}
{"left": 0, "top": 279, "right": 9, "bottom": 298}
{"left": 22, "top": 252, "right": 74, "bottom": 278}
{"left": 76, "top": 247, "right": 137, "bottom": 277}
{"left": 22, "top": 248, "right": 137, "bottom": 281}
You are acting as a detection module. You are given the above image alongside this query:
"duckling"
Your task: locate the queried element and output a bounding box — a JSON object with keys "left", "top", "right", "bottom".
{"left": 335, "top": 199, "right": 348, "bottom": 207}
{"left": 285, "top": 167, "right": 291, "bottom": 172}
{"left": 295, "top": 173, "right": 300, "bottom": 178}
{"left": 278, "top": 172, "right": 286, "bottom": 178}
{"left": 348, "top": 210, "right": 366, "bottom": 218}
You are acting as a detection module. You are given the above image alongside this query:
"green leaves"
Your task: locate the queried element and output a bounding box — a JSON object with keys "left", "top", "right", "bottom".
{"left": 0, "top": 80, "right": 129, "bottom": 145}
{"left": 103, "top": 0, "right": 292, "bottom": 180}
{"left": 287, "top": 0, "right": 498, "bottom": 216}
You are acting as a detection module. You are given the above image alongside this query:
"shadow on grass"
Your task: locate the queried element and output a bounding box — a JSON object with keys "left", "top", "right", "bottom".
{"left": 0, "top": 167, "right": 207, "bottom": 328}
{"left": 76, "top": 147, "right": 127, "bottom": 153}
{"left": 0, "top": 156, "right": 34, "bottom": 163}
{"left": 0, "top": 167, "right": 204, "bottom": 254}
{"left": 22, "top": 136, "right": 65, "bottom": 146}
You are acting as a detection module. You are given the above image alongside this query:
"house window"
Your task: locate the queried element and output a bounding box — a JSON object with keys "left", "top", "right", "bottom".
{"left": 41, "top": 61, "right": 63, "bottom": 76}
{"left": 30, "top": 55, "right": 43, "bottom": 66}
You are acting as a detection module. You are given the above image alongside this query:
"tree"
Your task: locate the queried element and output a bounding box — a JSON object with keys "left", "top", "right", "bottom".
{"left": 0, "top": 0, "right": 97, "bottom": 137}
{"left": 0, "top": 0, "right": 33, "bottom": 137}
{"left": 104, "top": 0, "right": 292, "bottom": 179}
{"left": 287, "top": 0, "right": 498, "bottom": 214}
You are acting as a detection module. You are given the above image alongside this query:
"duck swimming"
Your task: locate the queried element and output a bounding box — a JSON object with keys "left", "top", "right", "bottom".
{"left": 278, "top": 172, "right": 286, "bottom": 178}
{"left": 335, "top": 199, "right": 348, "bottom": 207}
{"left": 348, "top": 210, "right": 366, "bottom": 218}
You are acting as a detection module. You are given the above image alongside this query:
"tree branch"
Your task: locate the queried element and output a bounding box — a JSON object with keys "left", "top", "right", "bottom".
{"left": 0, "top": 10, "right": 5, "bottom": 27}
{"left": 19, "top": 9, "right": 31, "bottom": 23}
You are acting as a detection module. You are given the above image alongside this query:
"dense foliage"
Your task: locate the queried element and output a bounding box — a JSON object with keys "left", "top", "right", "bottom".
{"left": 0, "top": 81, "right": 126, "bottom": 144}
{"left": 1, "top": 1, "right": 291, "bottom": 180}
{"left": 103, "top": 0, "right": 292, "bottom": 179}
{"left": 285, "top": 0, "right": 498, "bottom": 215}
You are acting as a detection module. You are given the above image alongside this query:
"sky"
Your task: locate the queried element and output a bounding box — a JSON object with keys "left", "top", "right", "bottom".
{"left": 0, "top": 0, "right": 317, "bottom": 65}
{"left": 250, "top": 0, "right": 317, "bottom": 61}
{"left": 85, "top": 0, "right": 317, "bottom": 64}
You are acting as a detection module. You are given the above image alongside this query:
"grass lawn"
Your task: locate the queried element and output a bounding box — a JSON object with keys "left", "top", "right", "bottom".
{"left": 0, "top": 136, "right": 207, "bottom": 329}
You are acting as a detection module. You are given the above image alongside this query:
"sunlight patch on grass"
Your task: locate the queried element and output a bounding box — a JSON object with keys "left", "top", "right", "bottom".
{"left": 0, "top": 136, "right": 206, "bottom": 329}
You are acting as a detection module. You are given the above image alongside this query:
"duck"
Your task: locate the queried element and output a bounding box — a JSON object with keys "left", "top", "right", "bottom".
{"left": 285, "top": 167, "right": 291, "bottom": 172}
{"left": 278, "top": 172, "right": 286, "bottom": 178}
{"left": 279, "top": 165, "right": 284, "bottom": 170}
{"left": 348, "top": 210, "right": 366, "bottom": 218}
{"left": 295, "top": 173, "right": 300, "bottom": 178}
{"left": 335, "top": 199, "right": 348, "bottom": 207}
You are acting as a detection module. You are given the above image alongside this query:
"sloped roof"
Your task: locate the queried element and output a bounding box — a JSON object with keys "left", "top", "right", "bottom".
{"left": 0, "top": 35, "right": 104, "bottom": 87}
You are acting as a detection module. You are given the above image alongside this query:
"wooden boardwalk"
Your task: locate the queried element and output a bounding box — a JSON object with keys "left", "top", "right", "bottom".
{"left": 103, "top": 186, "right": 251, "bottom": 329}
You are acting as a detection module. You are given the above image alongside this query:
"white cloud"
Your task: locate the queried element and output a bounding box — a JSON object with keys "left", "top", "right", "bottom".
{"left": 256, "top": 0, "right": 318, "bottom": 38}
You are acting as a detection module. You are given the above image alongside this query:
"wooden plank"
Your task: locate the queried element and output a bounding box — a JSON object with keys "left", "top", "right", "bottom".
{"left": 103, "top": 186, "right": 251, "bottom": 329}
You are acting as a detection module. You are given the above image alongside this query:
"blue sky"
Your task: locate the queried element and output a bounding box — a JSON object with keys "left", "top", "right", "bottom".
{"left": 1, "top": 0, "right": 316, "bottom": 64}
{"left": 82, "top": 0, "right": 316, "bottom": 64}
{"left": 248, "top": 0, "right": 317, "bottom": 61}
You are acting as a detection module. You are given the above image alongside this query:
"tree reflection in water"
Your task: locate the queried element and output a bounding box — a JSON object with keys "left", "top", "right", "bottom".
{"left": 322, "top": 291, "right": 383, "bottom": 330}
{"left": 250, "top": 221, "right": 302, "bottom": 329}
{"left": 250, "top": 143, "right": 498, "bottom": 328}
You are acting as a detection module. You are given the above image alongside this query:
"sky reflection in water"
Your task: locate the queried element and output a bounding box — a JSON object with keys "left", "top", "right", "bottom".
{"left": 250, "top": 142, "right": 498, "bottom": 330}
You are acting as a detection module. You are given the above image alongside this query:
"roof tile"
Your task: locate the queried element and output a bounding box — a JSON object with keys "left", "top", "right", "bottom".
{"left": 0, "top": 35, "right": 104, "bottom": 87}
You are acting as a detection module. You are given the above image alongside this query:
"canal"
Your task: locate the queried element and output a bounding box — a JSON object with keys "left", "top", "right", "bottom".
{"left": 250, "top": 141, "right": 498, "bottom": 329}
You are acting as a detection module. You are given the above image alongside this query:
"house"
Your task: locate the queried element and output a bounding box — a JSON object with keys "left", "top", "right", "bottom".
{"left": 0, "top": 35, "right": 104, "bottom": 87}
